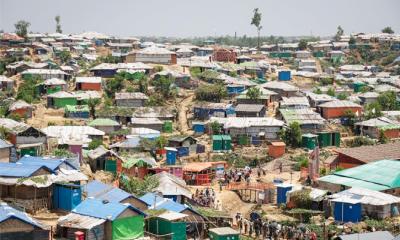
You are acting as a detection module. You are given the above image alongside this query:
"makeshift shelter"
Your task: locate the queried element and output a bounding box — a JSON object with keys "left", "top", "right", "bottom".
{"left": 318, "top": 159, "right": 400, "bottom": 193}
{"left": 84, "top": 180, "right": 148, "bottom": 211}
{"left": 147, "top": 211, "right": 187, "bottom": 240}
{"left": 87, "top": 146, "right": 123, "bottom": 173}
{"left": 337, "top": 231, "right": 394, "bottom": 240}
{"left": 88, "top": 118, "right": 121, "bottom": 134}
{"left": 115, "top": 92, "right": 149, "bottom": 108}
{"left": 0, "top": 118, "right": 46, "bottom": 156}
{"left": 0, "top": 139, "right": 12, "bottom": 163}
{"left": 279, "top": 108, "right": 325, "bottom": 131}
{"left": 329, "top": 187, "right": 400, "bottom": 220}
{"left": 64, "top": 105, "right": 90, "bottom": 119}
{"left": 71, "top": 198, "right": 146, "bottom": 240}
{"left": 153, "top": 171, "right": 192, "bottom": 203}
{"left": 317, "top": 100, "right": 362, "bottom": 119}
{"left": 333, "top": 142, "right": 400, "bottom": 169}
{"left": 209, "top": 227, "right": 239, "bottom": 240}
{"left": 8, "top": 100, "right": 33, "bottom": 118}
{"left": 183, "top": 161, "right": 227, "bottom": 185}
{"left": 121, "top": 153, "right": 157, "bottom": 178}
{"left": 57, "top": 212, "right": 106, "bottom": 240}
{"left": 0, "top": 202, "right": 49, "bottom": 240}
{"left": 355, "top": 117, "right": 400, "bottom": 139}
{"left": 75, "top": 77, "right": 102, "bottom": 91}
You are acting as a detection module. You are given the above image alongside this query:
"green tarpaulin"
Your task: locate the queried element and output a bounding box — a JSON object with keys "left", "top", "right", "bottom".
{"left": 112, "top": 216, "right": 144, "bottom": 240}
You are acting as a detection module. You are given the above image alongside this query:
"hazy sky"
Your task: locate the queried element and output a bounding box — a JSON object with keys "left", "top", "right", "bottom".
{"left": 1, "top": 0, "right": 399, "bottom": 37}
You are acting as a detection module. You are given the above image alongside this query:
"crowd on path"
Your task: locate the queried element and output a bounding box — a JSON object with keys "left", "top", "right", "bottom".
{"left": 235, "top": 213, "right": 318, "bottom": 240}
{"left": 193, "top": 188, "right": 216, "bottom": 207}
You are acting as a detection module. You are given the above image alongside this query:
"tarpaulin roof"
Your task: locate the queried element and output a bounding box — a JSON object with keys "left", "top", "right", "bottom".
{"left": 72, "top": 198, "right": 145, "bottom": 221}
{"left": 157, "top": 211, "right": 188, "bottom": 221}
{"left": 330, "top": 187, "right": 400, "bottom": 205}
{"left": 0, "top": 162, "right": 52, "bottom": 177}
{"left": 0, "top": 202, "right": 45, "bottom": 229}
{"left": 139, "top": 193, "right": 165, "bottom": 206}
{"left": 153, "top": 172, "right": 192, "bottom": 199}
{"left": 84, "top": 180, "right": 146, "bottom": 206}
{"left": 58, "top": 212, "right": 105, "bottom": 229}
{"left": 318, "top": 160, "right": 400, "bottom": 191}
{"left": 18, "top": 155, "right": 77, "bottom": 171}
{"left": 88, "top": 118, "right": 120, "bottom": 127}
{"left": 0, "top": 168, "right": 88, "bottom": 188}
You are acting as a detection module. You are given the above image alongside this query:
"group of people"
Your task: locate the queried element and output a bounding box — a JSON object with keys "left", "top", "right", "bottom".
{"left": 193, "top": 188, "right": 216, "bottom": 207}
{"left": 235, "top": 213, "right": 317, "bottom": 240}
{"left": 223, "top": 166, "right": 262, "bottom": 185}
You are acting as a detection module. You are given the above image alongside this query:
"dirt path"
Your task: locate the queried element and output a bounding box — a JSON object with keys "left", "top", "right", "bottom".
{"left": 177, "top": 93, "right": 194, "bottom": 135}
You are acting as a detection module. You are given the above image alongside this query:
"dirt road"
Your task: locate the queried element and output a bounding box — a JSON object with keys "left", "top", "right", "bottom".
{"left": 177, "top": 93, "right": 194, "bottom": 135}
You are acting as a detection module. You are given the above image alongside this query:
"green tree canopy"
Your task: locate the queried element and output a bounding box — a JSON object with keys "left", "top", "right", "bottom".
{"left": 55, "top": 15, "right": 62, "bottom": 33}
{"left": 279, "top": 121, "right": 302, "bottom": 147}
{"left": 246, "top": 87, "right": 261, "bottom": 100}
{"left": 298, "top": 39, "right": 308, "bottom": 50}
{"left": 195, "top": 84, "right": 227, "bottom": 102}
{"left": 334, "top": 25, "right": 344, "bottom": 41}
{"left": 251, "top": 8, "right": 263, "bottom": 49}
{"left": 377, "top": 91, "right": 398, "bottom": 111}
{"left": 364, "top": 101, "right": 383, "bottom": 120}
{"left": 382, "top": 26, "right": 394, "bottom": 34}
{"left": 14, "top": 20, "right": 30, "bottom": 38}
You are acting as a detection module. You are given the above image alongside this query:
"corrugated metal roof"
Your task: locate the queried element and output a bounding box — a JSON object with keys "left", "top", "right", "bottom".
{"left": 154, "top": 172, "right": 192, "bottom": 199}
{"left": 88, "top": 118, "right": 120, "bottom": 127}
{"left": 75, "top": 77, "right": 102, "bottom": 83}
{"left": 0, "top": 139, "right": 12, "bottom": 149}
{"left": 58, "top": 212, "right": 105, "bottom": 229}
{"left": 338, "top": 231, "right": 394, "bottom": 240}
{"left": 9, "top": 100, "right": 32, "bottom": 111}
{"left": 0, "top": 202, "right": 44, "bottom": 228}
{"left": 235, "top": 104, "right": 265, "bottom": 112}
{"left": 318, "top": 100, "right": 361, "bottom": 108}
{"left": 280, "top": 108, "right": 325, "bottom": 125}
{"left": 85, "top": 180, "right": 131, "bottom": 203}
{"left": 139, "top": 192, "right": 165, "bottom": 206}
{"left": 115, "top": 92, "right": 148, "bottom": 100}
{"left": 210, "top": 117, "right": 284, "bottom": 128}
{"left": 335, "top": 142, "right": 400, "bottom": 163}
{"left": 72, "top": 198, "right": 145, "bottom": 220}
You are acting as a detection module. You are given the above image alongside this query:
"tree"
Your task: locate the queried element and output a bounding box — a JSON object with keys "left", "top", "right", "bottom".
{"left": 251, "top": 8, "right": 263, "bottom": 50}
{"left": 154, "top": 136, "right": 167, "bottom": 149}
{"left": 327, "top": 87, "right": 335, "bottom": 97}
{"left": 105, "top": 77, "right": 124, "bottom": 98}
{"left": 336, "top": 93, "right": 348, "bottom": 100}
{"left": 87, "top": 98, "right": 101, "bottom": 119}
{"left": 334, "top": 25, "right": 344, "bottom": 41}
{"left": 349, "top": 36, "right": 356, "bottom": 45}
{"left": 120, "top": 175, "right": 159, "bottom": 197}
{"left": 138, "top": 76, "right": 148, "bottom": 94}
{"left": 195, "top": 84, "right": 227, "bottom": 102}
{"left": 298, "top": 39, "right": 308, "bottom": 50}
{"left": 378, "top": 129, "right": 389, "bottom": 144}
{"left": 153, "top": 76, "right": 173, "bottom": 98}
{"left": 14, "top": 20, "right": 30, "bottom": 39}
{"left": 279, "top": 121, "right": 302, "bottom": 147}
{"left": 210, "top": 121, "right": 222, "bottom": 134}
{"left": 55, "top": 15, "right": 62, "bottom": 33}
{"left": 59, "top": 50, "right": 71, "bottom": 63}
{"left": 382, "top": 26, "right": 394, "bottom": 34}
{"left": 88, "top": 139, "right": 103, "bottom": 150}
{"left": 246, "top": 87, "right": 261, "bottom": 100}
{"left": 377, "top": 91, "right": 398, "bottom": 111}
{"left": 364, "top": 101, "right": 383, "bottom": 120}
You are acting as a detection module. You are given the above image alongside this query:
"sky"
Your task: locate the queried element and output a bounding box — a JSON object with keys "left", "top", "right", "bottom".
{"left": 1, "top": 0, "right": 399, "bottom": 38}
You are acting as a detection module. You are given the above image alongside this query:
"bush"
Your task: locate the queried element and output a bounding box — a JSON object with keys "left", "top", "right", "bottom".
{"left": 195, "top": 84, "right": 227, "bottom": 102}
{"left": 88, "top": 139, "right": 103, "bottom": 150}
{"left": 120, "top": 175, "right": 159, "bottom": 197}
{"left": 154, "top": 65, "right": 163, "bottom": 72}
{"left": 348, "top": 136, "right": 375, "bottom": 147}
{"left": 279, "top": 122, "right": 302, "bottom": 147}
{"left": 290, "top": 189, "right": 312, "bottom": 209}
